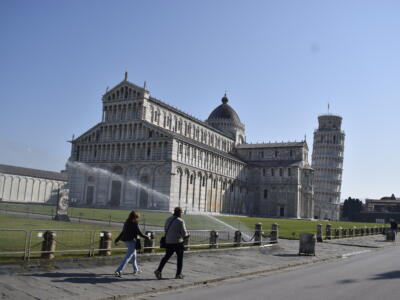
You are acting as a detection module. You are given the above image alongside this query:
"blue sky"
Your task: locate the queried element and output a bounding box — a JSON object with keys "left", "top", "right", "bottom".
{"left": 1, "top": 0, "right": 399, "bottom": 200}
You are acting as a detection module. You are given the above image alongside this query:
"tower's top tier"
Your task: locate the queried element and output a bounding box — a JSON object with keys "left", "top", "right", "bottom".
{"left": 317, "top": 114, "right": 342, "bottom": 131}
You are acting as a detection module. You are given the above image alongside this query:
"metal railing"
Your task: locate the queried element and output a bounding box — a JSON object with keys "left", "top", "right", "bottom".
{"left": 0, "top": 228, "right": 276, "bottom": 261}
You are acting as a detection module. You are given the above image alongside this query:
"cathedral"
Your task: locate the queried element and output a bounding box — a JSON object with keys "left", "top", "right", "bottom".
{"left": 67, "top": 73, "right": 316, "bottom": 218}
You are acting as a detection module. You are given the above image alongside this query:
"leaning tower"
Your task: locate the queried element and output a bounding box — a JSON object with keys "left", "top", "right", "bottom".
{"left": 311, "top": 114, "right": 345, "bottom": 220}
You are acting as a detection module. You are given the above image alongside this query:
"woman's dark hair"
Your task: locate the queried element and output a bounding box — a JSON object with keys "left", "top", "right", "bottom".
{"left": 126, "top": 210, "right": 140, "bottom": 222}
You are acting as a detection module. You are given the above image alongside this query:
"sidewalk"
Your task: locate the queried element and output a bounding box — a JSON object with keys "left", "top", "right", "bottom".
{"left": 0, "top": 235, "right": 395, "bottom": 300}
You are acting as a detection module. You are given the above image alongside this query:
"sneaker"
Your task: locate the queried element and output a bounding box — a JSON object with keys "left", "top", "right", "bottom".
{"left": 154, "top": 270, "right": 162, "bottom": 280}
{"left": 133, "top": 270, "right": 141, "bottom": 275}
{"left": 175, "top": 274, "right": 185, "bottom": 279}
{"left": 114, "top": 271, "right": 122, "bottom": 278}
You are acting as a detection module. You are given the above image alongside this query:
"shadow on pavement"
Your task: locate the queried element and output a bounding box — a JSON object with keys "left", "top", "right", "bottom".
{"left": 273, "top": 254, "right": 300, "bottom": 257}
{"left": 52, "top": 276, "right": 159, "bottom": 284}
{"left": 370, "top": 270, "right": 400, "bottom": 280}
{"left": 336, "top": 279, "right": 358, "bottom": 284}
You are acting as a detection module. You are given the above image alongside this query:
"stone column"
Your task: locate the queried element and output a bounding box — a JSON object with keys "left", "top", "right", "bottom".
{"left": 316, "top": 224, "right": 323, "bottom": 242}
{"left": 349, "top": 227, "right": 354, "bottom": 238}
{"left": 334, "top": 228, "right": 340, "bottom": 239}
{"left": 234, "top": 231, "right": 242, "bottom": 247}
{"left": 326, "top": 224, "right": 332, "bottom": 240}
{"left": 254, "top": 223, "right": 262, "bottom": 246}
{"left": 99, "top": 231, "right": 112, "bottom": 256}
{"left": 41, "top": 231, "right": 56, "bottom": 259}
{"left": 209, "top": 230, "right": 218, "bottom": 249}
{"left": 184, "top": 235, "right": 190, "bottom": 251}
{"left": 270, "top": 223, "right": 279, "bottom": 243}
{"left": 144, "top": 231, "right": 154, "bottom": 253}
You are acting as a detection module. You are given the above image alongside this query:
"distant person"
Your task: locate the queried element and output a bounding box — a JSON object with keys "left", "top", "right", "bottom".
{"left": 114, "top": 210, "right": 149, "bottom": 277}
{"left": 154, "top": 207, "right": 189, "bottom": 279}
{"left": 390, "top": 220, "right": 398, "bottom": 233}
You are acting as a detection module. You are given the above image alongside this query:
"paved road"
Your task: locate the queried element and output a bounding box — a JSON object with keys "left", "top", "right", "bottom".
{"left": 143, "top": 245, "right": 400, "bottom": 300}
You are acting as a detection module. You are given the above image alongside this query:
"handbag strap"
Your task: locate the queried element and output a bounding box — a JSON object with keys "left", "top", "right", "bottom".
{"left": 165, "top": 216, "right": 177, "bottom": 236}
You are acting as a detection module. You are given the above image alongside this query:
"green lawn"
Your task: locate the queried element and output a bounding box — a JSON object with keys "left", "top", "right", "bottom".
{"left": 216, "top": 216, "right": 384, "bottom": 239}
{"left": 0, "top": 213, "right": 122, "bottom": 260}
{"left": 0, "top": 202, "right": 385, "bottom": 240}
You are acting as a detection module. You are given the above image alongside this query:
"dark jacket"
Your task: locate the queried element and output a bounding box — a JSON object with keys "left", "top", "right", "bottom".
{"left": 115, "top": 221, "right": 147, "bottom": 243}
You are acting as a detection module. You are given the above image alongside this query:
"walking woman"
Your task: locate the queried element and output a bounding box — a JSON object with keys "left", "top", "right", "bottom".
{"left": 114, "top": 210, "right": 149, "bottom": 277}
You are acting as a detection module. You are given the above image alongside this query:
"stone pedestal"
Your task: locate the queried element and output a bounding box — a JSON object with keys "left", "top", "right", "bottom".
{"left": 326, "top": 224, "right": 332, "bottom": 240}
{"left": 184, "top": 235, "right": 190, "bottom": 251}
{"left": 299, "top": 233, "right": 316, "bottom": 256}
{"left": 334, "top": 228, "right": 340, "bottom": 239}
{"left": 316, "top": 224, "right": 323, "bottom": 242}
{"left": 99, "top": 231, "right": 112, "bottom": 256}
{"left": 254, "top": 223, "right": 262, "bottom": 246}
{"left": 41, "top": 231, "right": 56, "bottom": 259}
{"left": 270, "top": 223, "right": 279, "bottom": 243}
{"left": 234, "top": 231, "right": 242, "bottom": 247}
{"left": 144, "top": 231, "right": 154, "bottom": 253}
{"left": 209, "top": 230, "right": 218, "bottom": 249}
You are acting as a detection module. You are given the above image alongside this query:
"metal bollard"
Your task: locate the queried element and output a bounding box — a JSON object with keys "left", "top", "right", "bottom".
{"left": 209, "top": 230, "right": 219, "bottom": 249}
{"left": 270, "top": 223, "right": 279, "bottom": 243}
{"left": 144, "top": 231, "right": 155, "bottom": 253}
{"left": 99, "top": 231, "right": 112, "bottom": 256}
{"left": 41, "top": 231, "right": 56, "bottom": 259}
{"left": 326, "top": 224, "right": 332, "bottom": 240}
{"left": 317, "top": 224, "right": 323, "bottom": 242}
{"left": 254, "top": 223, "right": 262, "bottom": 246}
{"left": 234, "top": 231, "right": 242, "bottom": 247}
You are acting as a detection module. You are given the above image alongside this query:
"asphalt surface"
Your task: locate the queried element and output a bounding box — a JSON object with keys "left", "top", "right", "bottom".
{"left": 146, "top": 246, "right": 400, "bottom": 300}
{"left": 0, "top": 235, "right": 395, "bottom": 300}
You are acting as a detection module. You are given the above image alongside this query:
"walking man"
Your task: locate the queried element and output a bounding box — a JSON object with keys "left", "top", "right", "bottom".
{"left": 155, "top": 207, "right": 189, "bottom": 279}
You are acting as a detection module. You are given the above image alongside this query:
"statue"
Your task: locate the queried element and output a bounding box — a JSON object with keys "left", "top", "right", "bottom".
{"left": 54, "top": 185, "right": 70, "bottom": 221}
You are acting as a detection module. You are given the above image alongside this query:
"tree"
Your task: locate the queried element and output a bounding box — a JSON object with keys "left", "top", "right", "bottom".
{"left": 342, "top": 197, "right": 363, "bottom": 220}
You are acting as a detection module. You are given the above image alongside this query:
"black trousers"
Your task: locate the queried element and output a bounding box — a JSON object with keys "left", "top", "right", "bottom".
{"left": 157, "top": 243, "right": 184, "bottom": 275}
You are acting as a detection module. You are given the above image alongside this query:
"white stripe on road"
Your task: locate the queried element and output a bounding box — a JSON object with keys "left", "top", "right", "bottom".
{"left": 341, "top": 250, "right": 371, "bottom": 258}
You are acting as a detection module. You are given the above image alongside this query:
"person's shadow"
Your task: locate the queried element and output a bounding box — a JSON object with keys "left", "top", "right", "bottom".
{"left": 25, "top": 272, "right": 158, "bottom": 284}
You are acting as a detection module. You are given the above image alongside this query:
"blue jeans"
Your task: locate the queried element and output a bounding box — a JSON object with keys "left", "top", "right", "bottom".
{"left": 116, "top": 241, "right": 139, "bottom": 273}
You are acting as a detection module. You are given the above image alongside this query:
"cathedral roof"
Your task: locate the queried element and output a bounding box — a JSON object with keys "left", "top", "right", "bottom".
{"left": 0, "top": 164, "right": 68, "bottom": 181}
{"left": 206, "top": 94, "right": 243, "bottom": 126}
{"left": 141, "top": 121, "right": 246, "bottom": 164}
{"left": 248, "top": 160, "right": 313, "bottom": 169}
{"left": 236, "top": 141, "right": 307, "bottom": 149}
{"left": 148, "top": 97, "right": 234, "bottom": 140}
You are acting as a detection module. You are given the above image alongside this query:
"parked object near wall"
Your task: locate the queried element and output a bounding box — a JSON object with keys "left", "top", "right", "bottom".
{"left": 386, "top": 230, "right": 396, "bottom": 241}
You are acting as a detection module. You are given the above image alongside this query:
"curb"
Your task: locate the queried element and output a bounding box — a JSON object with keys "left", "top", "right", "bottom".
{"left": 100, "top": 255, "right": 343, "bottom": 300}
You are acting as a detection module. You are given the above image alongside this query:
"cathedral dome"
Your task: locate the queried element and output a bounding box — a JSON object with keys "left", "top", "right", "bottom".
{"left": 207, "top": 94, "right": 242, "bottom": 126}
